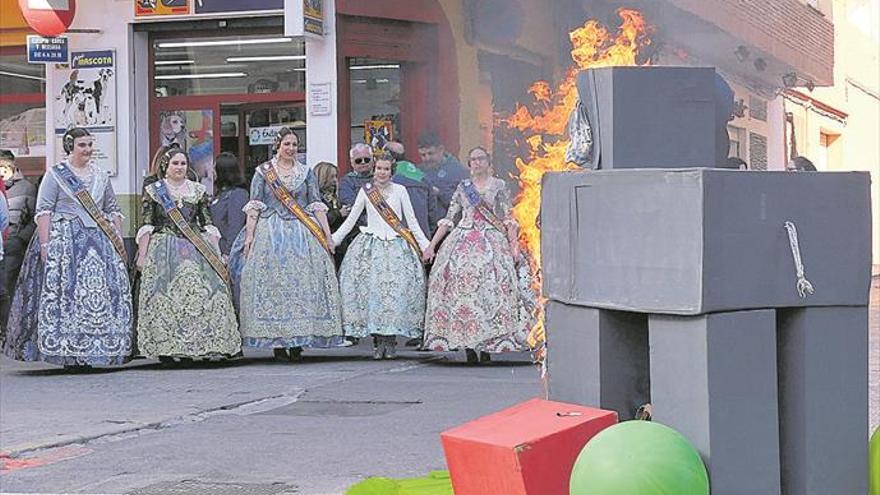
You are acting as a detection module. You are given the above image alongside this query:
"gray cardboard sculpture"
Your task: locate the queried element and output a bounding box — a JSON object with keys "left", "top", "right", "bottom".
{"left": 543, "top": 66, "right": 871, "bottom": 495}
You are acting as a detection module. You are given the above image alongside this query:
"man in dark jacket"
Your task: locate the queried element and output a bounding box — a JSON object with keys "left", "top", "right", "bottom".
{"left": 338, "top": 143, "right": 374, "bottom": 226}
{"left": 0, "top": 150, "right": 36, "bottom": 333}
{"left": 416, "top": 130, "right": 468, "bottom": 226}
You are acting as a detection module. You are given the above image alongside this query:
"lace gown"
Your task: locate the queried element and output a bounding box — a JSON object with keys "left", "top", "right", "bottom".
{"left": 3, "top": 162, "right": 133, "bottom": 366}
{"left": 331, "top": 183, "right": 430, "bottom": 338}
{"left": 422, "top": 177, "right": 530, "bottom": 353}
{"left": 228, "top": 160, "right": 343, "bottom": 348}
{"left": 136, "top": 180, "right": 241, "bottom": 358}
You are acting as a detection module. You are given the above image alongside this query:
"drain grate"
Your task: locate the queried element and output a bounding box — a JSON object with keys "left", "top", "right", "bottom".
{"left": 128, "top": 480, "right": 298, "bottom": 495}
{"left": 256, "top": 399, "right": 421, "bottom": 417}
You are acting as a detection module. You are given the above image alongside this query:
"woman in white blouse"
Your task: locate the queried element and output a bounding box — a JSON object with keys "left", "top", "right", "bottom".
{"left": 332, "top": 152, "right": 430, "bottom": 359}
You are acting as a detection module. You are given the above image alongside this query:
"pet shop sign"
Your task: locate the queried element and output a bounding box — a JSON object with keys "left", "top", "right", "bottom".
{"left": 52, "top": 50, "right": 118, "bottom": 175}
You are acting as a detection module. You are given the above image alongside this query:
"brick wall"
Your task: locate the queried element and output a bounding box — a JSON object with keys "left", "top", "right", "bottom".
{"left": 667, "top": 0, "right": 834, "bottom": 86}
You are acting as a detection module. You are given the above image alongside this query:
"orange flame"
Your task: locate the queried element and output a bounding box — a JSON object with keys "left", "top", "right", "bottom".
{"left": 501, "top": 8, "right": 654, "bottom": 360}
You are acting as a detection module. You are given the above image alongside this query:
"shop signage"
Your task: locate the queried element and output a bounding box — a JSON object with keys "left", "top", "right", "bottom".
{"left": 26, "top": 35, "right": 68, "bottom": 63}
{"left": 52, "top": 50, "right": 118, "bottom": 175}
{"left": 135, "top": 0, "right": 283, "bottom": 17}
{"left": 249, "top": 126, "right": 284, "bottom": 146}
{"left": 194, "top": 0, "right": 282, "bottom": 14}
{"left": 309, "top": 82, "right": 331, "bottom": 116}
{"left": 18, "top": 0, "right": 76, "bottom": 37}
{"left": 284, "top": 0, "right": 324, "bottom": 38}
{"left": 135, "top": 0, "right": 191, "bottom": 17}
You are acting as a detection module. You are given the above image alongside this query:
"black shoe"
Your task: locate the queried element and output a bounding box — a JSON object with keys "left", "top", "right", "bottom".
{"left": 288, "top": 347, "right": 303, "bottom": 362}
{"left": 273, "top": 348, "right": 289, "bottom": 361}
{"left": 405, "top": 338, "right": 422, "bottom": 347}
{"left": 158, "top": 356, "right": 175, "bottom": 367}
{"left": 465, "top": 349, "right": 478, "bottom": 364}
{"left": 479, "top": 352, "right": 491, "bottom": 363}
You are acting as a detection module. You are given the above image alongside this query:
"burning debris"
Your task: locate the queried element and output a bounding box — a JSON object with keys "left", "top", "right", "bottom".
{"left": 499, "top": 8, "right": 655, "bottom": 363}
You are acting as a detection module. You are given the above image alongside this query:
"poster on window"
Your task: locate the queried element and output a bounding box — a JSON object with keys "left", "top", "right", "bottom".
{"left": 52, "top": 50, "right": 118, "bottom": 175}
{"left": 135, "top": 0, "right": 191, "bottom": 16}
{"left": 157, "top": 109, "right": 215, "bottom": 194}
{"left": 364, "top": 120, "right": 393, "bottom": 151}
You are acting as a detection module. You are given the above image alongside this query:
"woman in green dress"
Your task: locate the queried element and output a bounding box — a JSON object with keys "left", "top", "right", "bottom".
{"left": 135, "top": 145, "right": 241, "bottom": 362}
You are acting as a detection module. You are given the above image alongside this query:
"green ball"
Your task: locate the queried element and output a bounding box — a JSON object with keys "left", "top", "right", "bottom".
{"left": 871, "top": 425, "right": 880, "bottom": 495}
{"left": 570, "top": 421, "right": 709, "bottom": 495}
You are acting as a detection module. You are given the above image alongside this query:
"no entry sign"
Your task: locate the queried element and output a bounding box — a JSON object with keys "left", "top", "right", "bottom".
{"left": 18, "top": 0, "right": 77, "bottom": 37}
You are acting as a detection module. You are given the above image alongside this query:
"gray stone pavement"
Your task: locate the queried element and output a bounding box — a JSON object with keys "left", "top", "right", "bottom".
{"left": 0, "top": 346, "right": 541, "bottom": 494}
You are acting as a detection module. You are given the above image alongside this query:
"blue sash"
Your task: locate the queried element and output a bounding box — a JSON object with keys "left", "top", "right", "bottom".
{"left": 460, "top": 180, "right": 508, "bottom": 234}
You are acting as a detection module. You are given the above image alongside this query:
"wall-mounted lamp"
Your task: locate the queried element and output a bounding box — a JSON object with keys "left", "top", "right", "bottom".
{"left": 782, "top": 72, "right": 798, "bottom": 88}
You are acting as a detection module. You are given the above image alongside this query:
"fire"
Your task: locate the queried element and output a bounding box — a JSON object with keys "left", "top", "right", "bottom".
{"left": 501, "top": 8, "right": 654, "bottom": 362}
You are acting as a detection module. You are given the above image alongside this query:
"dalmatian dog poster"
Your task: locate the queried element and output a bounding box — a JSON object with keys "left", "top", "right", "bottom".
{"left": 52, "top": 50, "right": 118, "bottom": 175}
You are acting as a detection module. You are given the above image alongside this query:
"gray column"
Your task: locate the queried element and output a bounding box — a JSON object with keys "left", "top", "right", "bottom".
{"left": 777, "top": 306, "right": 869, "bottom": 495}
{"left": 649, "top": 310, "right": 780, "bottom": 495}
{"left": 546, "top": 301, "right": 649, "bottom": 420}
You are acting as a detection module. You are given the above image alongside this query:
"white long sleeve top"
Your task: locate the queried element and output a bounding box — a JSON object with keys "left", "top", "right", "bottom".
{"left": 331, "top": 183, "right": 430, "bottom": 250}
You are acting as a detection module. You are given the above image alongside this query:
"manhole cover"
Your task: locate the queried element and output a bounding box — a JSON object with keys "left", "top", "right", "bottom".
{"left": 257, "top": 400, "right": 421, "bottom": 417}
{"left": 128, "top": 480, "right": 298, "bottom": 495}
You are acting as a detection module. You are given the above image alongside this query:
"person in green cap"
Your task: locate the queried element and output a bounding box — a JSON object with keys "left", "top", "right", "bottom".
{"left": 387, "top": 141, "right": 437, "bottom": 238}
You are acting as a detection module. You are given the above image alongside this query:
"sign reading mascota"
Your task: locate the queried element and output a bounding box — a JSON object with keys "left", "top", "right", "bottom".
{"left": 71, "top": 50, "right": 114, "bottom": 69}
{"left": 27, "top": 35, "right": 69, "bottom": 64}
{"left": 18, "top": 0, "right": 76, "bottom": 37}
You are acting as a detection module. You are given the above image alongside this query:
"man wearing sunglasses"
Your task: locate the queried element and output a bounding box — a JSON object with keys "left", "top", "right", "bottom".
{"left": 339, "top": 143, "right": 375, "bottom": 221}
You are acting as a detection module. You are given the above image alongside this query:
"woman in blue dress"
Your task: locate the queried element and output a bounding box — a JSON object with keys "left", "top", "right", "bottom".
{"left": 229, "top": 127, "right": 343, "bottom": 361}
{"left": 3, "top": 127, "right": 133, "bottom": 368}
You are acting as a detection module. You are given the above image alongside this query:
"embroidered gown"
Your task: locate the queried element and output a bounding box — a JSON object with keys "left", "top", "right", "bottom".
{"left": 422, "top": 177, "right": 530, "bottom": 353}
{"left": 136, "top": 179, "right": 241, "bottom": 358}
{"left": 331, "top": 183, "right": 430, "bottom": 339}
{"left": 228, "top": 160, "right": 343, "bottom": 348}
{"left": 3, "top": 162, "right": 133, "bottom": 366}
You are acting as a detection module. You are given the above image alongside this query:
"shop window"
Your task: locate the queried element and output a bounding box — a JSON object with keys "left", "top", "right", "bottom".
{"left": 153, "top": 35, "right": 306, "bottom": 97}
{"left": 0, "top": 51, "right": 46, "bottom": 174}
{"left": 348, "top": 58, "right": 401, "bottom": 149}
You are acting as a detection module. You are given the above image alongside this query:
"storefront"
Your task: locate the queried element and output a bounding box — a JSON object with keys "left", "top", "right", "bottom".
{"left": 0, "top": 0, "right": 45, "bottom": 176}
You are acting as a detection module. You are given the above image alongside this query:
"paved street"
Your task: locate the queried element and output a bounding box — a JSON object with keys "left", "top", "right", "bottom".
{"left": 0, "top": 346, "right": 541, "bottom": 495}
{"left": 1, "top": 280, "right": 877, "bottom": 495}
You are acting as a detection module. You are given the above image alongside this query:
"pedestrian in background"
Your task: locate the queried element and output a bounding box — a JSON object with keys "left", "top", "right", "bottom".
{"left": 387, "top": 141, "right": 438, "bottom": 238}
{"left": 135, "top": 146, "right": 240, "bottom": 364}
{"left": 229, "top": 127, "right": 343, "bottom": 362}
{"left": 209, "top": 152, "right": 249, "bottom": 259}
{"left": 787, "top": 156, "right": 817, "bottom": 172}
{"left": 332, "top": 152, "right": 430, "bottom": 360}
{"left": 3, "top": 127, "right": 132, "bottom": 369}
{"left": 421, "top": 146, "right": 529, "bottom": 363}
{"left": 313, "top": 161, "right": 344, "bottom": 268}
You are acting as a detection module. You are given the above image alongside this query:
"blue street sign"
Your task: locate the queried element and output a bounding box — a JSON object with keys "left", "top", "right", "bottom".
{"left": 27, "top": 35, "right": 69, "bottom": 64}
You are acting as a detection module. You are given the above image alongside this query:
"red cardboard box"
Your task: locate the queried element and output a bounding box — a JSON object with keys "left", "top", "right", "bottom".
{"left": 441, "top": 398, "right": 617, "bottom": 495}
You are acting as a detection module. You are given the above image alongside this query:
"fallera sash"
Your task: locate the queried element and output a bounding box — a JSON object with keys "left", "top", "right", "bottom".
{"left": 53, "top": 163, "right": 127, "bottom": 263}
{"left": 262, "top": 164, "right": 333, "bottom": 254}
{"left": 362, "top": 183, "right": 422, "bottom": 258}
{"left": 460, "top": 179, "right": 508, "bottom": 234}
{"left": 151, "top": 180, "right": 230, "bottom": 285}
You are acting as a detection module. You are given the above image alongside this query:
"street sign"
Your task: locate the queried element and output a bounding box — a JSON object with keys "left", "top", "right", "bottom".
{"left": 18, "top": 0, "right": 77, "bottom": 37}
{"left": 27, "top": 35, "right": 69, "bottom": 64}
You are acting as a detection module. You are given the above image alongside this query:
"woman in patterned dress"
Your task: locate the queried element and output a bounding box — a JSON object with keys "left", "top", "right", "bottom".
{"left": 135, "top": 145, "right": 241, "bottom": 363}
{"left": 422, "top": 146, "right": 530, "bottom": 362}
{"left": 3, "top": 127, "right": 133, "bottom": 368}
{"left": 332, "top": 153, "right": 429, "bottom": 359}
{"left": 228, "top": 127, "right": 343, "bottom": 361}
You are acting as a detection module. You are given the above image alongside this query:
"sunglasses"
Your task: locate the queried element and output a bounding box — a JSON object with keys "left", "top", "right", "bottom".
{"left": 354, "top": 157, "right": 372, "bottom": 164}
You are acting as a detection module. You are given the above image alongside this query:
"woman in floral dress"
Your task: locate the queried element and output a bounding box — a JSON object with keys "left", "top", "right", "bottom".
{"left": 422, "top": 146, "right": 530, "bottom": 362}
{"left": 135, "top": 145, "right": 241, "bottom": 362}
{"left": 332, "top": 153, "right": 429, "bottom": 359}
{"left": 229, "top": 127, "right": 343, "bottom": 361}
{"left": 3, "top": 127, "right": 132, "bottom": 368}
